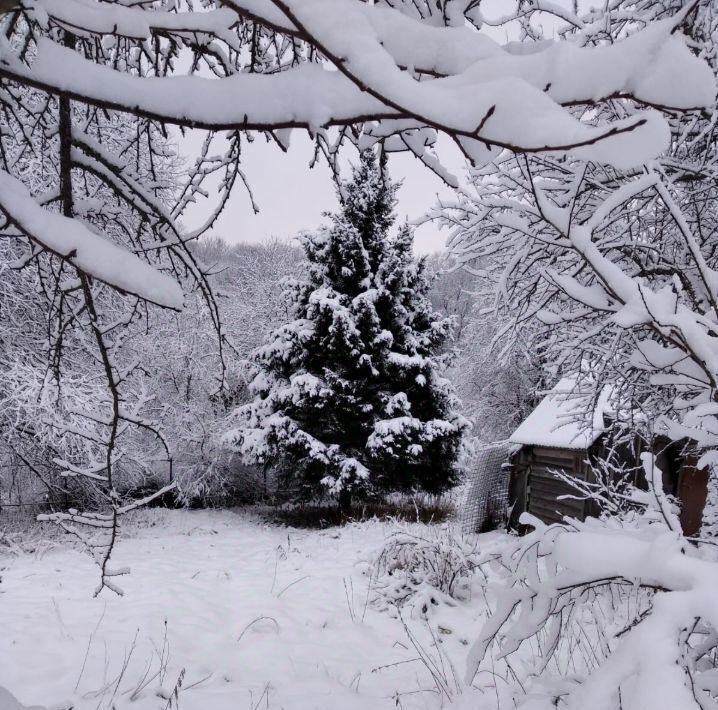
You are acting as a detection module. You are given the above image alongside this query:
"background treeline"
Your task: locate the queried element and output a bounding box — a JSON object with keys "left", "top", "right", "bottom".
{"left": 0, "top": 233, "right": 539, "bottom": 513}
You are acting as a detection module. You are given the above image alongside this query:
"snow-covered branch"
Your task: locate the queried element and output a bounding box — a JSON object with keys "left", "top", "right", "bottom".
{"left": 465, "top": 463, "right": 718, "bottom": 709}
{"left": 0, "top": 1, "right": 712, "bottom": 164}
{"left": 0, "top": 170, "right": 183, "bottom": 309}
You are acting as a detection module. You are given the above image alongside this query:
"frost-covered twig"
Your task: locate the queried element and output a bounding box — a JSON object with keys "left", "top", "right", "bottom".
{"left": 38, "top": 482, "right": 176, "bottom": 595}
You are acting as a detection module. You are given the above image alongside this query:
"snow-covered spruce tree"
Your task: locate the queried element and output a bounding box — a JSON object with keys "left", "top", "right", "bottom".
{"left": 228, "top": 150, "right": 466, "bottom": 512}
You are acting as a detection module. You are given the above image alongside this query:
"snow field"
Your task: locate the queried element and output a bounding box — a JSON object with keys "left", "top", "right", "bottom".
{"left": 0, "top": 510, "right": 500, "bottom": 710}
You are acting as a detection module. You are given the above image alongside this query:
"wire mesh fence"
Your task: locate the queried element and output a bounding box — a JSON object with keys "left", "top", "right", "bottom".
{"left": 460, "top": 443, "right": 511, "bottom": 533}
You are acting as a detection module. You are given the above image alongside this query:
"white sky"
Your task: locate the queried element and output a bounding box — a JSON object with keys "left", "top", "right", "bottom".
{"left": 198, "top": 132, "right": 464, "bottom": 255}
{"left": 186, "top": 0, "right": 569, "bottom": 255}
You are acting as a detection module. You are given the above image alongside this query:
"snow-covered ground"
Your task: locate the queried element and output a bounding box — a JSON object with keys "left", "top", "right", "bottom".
{"left": 0, "top": 510, "right": 501, "bottom": 710}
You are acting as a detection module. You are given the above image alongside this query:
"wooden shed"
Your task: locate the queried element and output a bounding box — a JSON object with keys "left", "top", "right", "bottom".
{"left": 506, "top": 377, "right": 709, "bottom": 536}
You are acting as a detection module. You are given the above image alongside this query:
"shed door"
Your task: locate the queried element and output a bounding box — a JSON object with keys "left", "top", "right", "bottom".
{"left": 678, "top": 460, "right": 708, "bottom": 537}
{"left": 527, "top": 447, "right": 587, "bottom": 525}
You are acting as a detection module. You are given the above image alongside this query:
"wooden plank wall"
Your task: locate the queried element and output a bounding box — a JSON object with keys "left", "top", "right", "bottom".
{"left": 509, "top": 438, "right": 709, "bottom": 532}
{"left": 677, "top": 454, "right": 709, "bottom": 537}
{"left": 526, "top": 447, "right": 587, "bottom": 524}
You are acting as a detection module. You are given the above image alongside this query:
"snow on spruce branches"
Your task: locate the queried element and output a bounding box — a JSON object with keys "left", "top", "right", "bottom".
{"left": 226, "top": 151, "right": 467, "bottom": 509}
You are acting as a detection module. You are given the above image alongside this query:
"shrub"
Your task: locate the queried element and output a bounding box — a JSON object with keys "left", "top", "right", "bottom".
{"left": 370, "top": 525, "right": 481, "bottom": 617}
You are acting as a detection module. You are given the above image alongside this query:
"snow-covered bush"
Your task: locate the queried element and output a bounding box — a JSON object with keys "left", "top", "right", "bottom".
{"left": 371, "top": 526, "right": 481, "bottom": 617}
{"left": 0, "top": 509, "right": 60, "bottom": 558}
{"left": 466, "top": 454, "right": 718, "bottom": 709}
{"left": 127, "top": 239, "right": 304, "bottom": 507}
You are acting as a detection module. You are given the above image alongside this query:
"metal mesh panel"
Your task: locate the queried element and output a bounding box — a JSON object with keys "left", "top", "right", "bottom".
{"left": 461, "top": 443, "right": 511, "bottom": 533}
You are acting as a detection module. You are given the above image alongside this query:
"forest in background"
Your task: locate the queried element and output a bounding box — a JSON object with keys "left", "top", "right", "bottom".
{"left": 1, "top": 228, "right": 541, "bottom": 512}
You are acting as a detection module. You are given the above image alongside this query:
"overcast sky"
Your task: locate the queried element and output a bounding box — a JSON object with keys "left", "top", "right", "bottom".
{"left": 192, "top": 132, "right": 465, "bottom": 255}
{"left": 185, "top": 1, "right": 567, "bottom": 255}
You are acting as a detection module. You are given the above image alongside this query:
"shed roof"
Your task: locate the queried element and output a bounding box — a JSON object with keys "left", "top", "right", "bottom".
{"left": 509, "top": 376, "right": 613, "bottom": 450}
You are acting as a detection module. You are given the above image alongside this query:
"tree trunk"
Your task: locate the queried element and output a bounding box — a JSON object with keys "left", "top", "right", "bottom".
{"left": 338, "top": 488, "right": 352, "bottom": 518}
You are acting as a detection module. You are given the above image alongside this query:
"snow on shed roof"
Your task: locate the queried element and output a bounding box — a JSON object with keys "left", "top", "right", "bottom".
{"left": 509, "top": 376, "right": 613, "bottom": 450}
